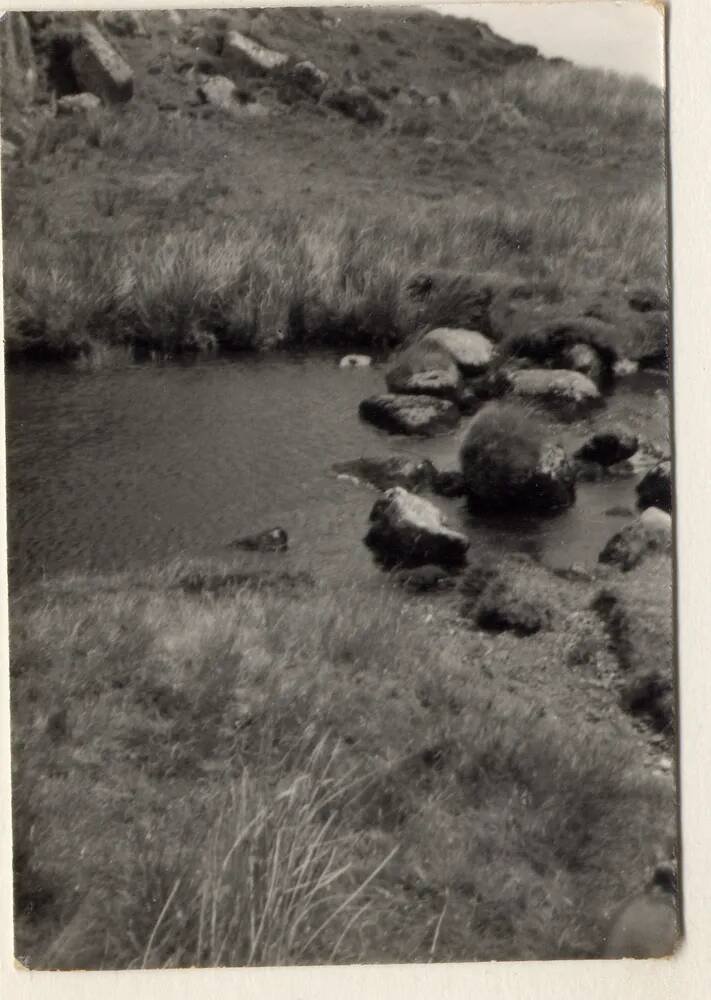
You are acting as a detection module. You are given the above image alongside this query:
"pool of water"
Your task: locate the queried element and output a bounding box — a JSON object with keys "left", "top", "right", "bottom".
{"left": 4, "top": 354, "right": 670, "bottom": 586}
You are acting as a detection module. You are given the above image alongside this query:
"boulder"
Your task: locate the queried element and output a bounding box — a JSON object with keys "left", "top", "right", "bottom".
{"left": 323, "top": 86, "right": 385, "bottom": 125}
{"left": 364, "top": 487, "right": 469, "bottom": 568}
{"left": 332, "top": 455, "right": 436, "bottom": 492}
{"left": 0, "top": 12, "right": 36, "bottom": 108}
{"left": 228, "top": 526, "right": 288, "bottom": 552}
{"left": 422, "top": 327, "right": 494, "bottom": 374}
{"left": 98, "top": 11, "right": 148, "bottom": 38}
{"left": 599, "top": 507, "right": 672, "bottom": 571}
{"left": 504, "top": 368, "right": 602, "bottom": 417}
{"left": 71, "top": 23, "right": 134, "bottom": 103}
{"left": 57, "top": 92, "right": 102, "bottom": 115}
{"left": 637, "top": 460, "right": 672, "bottom": 513}
{"left": 574, "top": 427, "right": 639, "bottom": 467}
{"left": 196, "top": 77, "right": 269, "bottom": 116}
{"left": 339, "top": 354, "right": 371, "bottom": 368}
{"left": 223, "top": 29, "right": 289, "bottom": 73}
{"left": 359, "top": 394, "right": 460, "bottom": 437}
{"left": 288, "top": 60, "right": 329, "bottom": 98}
{"left": 460, "top": 401, "right": 576, "bottom": 513}
{"left": 385, "top": 342, "right": 461, "bottom": 400}
{"left": 196, "top": 75, "right": 237, "bottom": 110}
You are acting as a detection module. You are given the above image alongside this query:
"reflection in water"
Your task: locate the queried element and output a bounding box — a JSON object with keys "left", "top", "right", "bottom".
{"left": 5, "top": 356, "right": 669, "bottom": 585}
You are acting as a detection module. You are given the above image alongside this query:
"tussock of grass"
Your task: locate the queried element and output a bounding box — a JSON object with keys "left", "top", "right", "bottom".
{"left": 3, "top": 189, "right": 666, "bottom": 361}
{"left": 11, "top": 563, "right": 673, "bottom": 967}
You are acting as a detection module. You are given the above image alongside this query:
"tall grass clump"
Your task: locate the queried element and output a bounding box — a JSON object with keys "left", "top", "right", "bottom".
{"left": 11, "top": 561, "right": 674, "bottom": 966}
{"left": 3, "top": 183, "right": 666, "bottom": 362}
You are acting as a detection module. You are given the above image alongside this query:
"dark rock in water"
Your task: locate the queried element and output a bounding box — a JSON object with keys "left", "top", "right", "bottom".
{"left": 228, "top": 526, "right": 288, "bottom": 552}
{"left": 503, "top": 368, "right": 602, "bottom": 418}
{"left": 432, "top": 469, "right": 466, "bottom": 498}
{"left": 460, "top": 401, "right": 576, "bottom": 513}
{"left": 364, "top": 487, "right": 469, "bottom": 568}
{"left": 359, "top": 394, "right": 460, "bottom": 436}
{"left": 575, "top": 427, "right": 639, "bottom": 467}
{"left": 637, "top": 460, "right": 672, "bottom": 513}
{"left": 456, "top": 372, "right": 504, "bottom": 414}
{"left": 394, "top": 564, "right": 457, "bottom": 592}
{"left": 629, "top": 286, "right": 668, "bottom": 314}
{"left": 385, "top": 342, "right": 461, "bottom": 400}
{"left": 333, "top": 455, "right": 436, "bottom": 492}
{"left": 599, "top": 507, "right": 672, "bottom": 571}
{"left": 460, "top": 562, "right": 547, "bottom": 636}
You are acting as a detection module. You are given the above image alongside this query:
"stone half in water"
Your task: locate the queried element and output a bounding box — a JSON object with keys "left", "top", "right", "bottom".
{"left": 364, "top": 486, "right": 469, "bottom": 569}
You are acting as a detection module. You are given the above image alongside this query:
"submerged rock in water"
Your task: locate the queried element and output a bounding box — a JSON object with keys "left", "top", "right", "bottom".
{"left": 637, "top": 460, "right": 672, "bottom": 513}
{"left": 599, "top": 507, "right": 672, "bottom": 571}
{"left": 503, "top": 368, "right": 602, "bottom": 417}
{"left": 228, "top": 526, "right": 288, "bottom": 552}
{"left": 333, "top": 455, "right": 436, "bottom": 492}
{"left": 460, "top": 401, "right": 576, "bottom": 513}
{"left": 432, "top": 469, "right": 467, "bottom": 498}
{"left": 359, "top": 394, "right": 460, "bottom": 436}
{"left": 574, "top": 427, "right": 639, "bottom": 467}
{"left": 364, "top": 486, "right": 469, "bottom": 568}
{"left": 422, "top": 327, "right": 494, "bottom": 374}
{"left": 339, "top": 354, "right": 371, "bottom": 368}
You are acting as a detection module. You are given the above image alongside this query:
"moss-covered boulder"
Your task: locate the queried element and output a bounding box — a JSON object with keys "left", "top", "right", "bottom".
{"left": 460, "top": 401, "right": 576, "bottom": 512}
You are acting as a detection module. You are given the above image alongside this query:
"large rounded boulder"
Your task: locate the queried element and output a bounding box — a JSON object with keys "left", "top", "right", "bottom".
{"left": 460, "top": 401, "right": 576, "bottom": 513}
{"left": 385, "top": 341, "right": 461, "bottom": 400}
{"left": 364, "top": 487, "right": 469, "bottom": 568}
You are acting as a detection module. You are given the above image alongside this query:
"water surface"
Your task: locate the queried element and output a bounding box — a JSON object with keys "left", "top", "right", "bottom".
{"left": 5, "top": 355, "right": 669, "bottom": 586}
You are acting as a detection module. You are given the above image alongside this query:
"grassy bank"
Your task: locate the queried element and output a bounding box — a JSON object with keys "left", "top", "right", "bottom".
{"left": 2, "top": 188, "right": 666, "bottom": 360}
{"left": 2, "top": 14, "right": 666, "bottom": 362}
{"left": 11, "top": 555, "right": 674, "bottom": 968}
